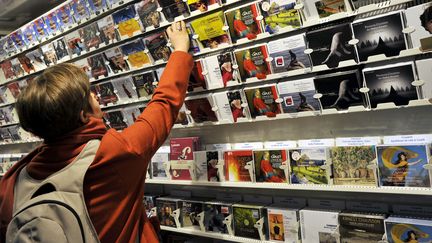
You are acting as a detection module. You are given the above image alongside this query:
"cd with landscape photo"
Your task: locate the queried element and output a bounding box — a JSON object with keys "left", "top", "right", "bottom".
{"left": 314, "top": 0, "right": 347, "bottom": 18}
{"left": 289, "top": 148, "right": 329, "bottom": 184}
{"left": 260, "top": 0, "right": 301, "bottom": 34}
{"left": 352, "top": 12, "right": 407, "bottom": 62}
{"left": 306, "top": 23, "right": 356, "bottom": 68}
{"left": 268, "top": 34, "right": 311, "bottom": 73}
{"left": 364, "top": 64, "right": 417, "bottom": 108}
{"left": 314, "top": 70, "right": 365, "bottom": 110}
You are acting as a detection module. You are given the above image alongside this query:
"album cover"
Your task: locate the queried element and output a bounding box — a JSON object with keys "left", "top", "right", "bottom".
{"left": 377, "top": 145, "right": 431, "bottom": 188}
{"left": 79, "top": 22, "right": 102, "bottom": 51}
{"left": 406, "top": 3, "right": 432, "bottom": 50}
{"left": 187, "top": 60, "right": 207, "bottom": 92}
{"left": 224, "top": 150, "right": 254, "bottom": 182}
{"left": 144, "top": 32, "right": 171, "bottom": 62}
{"left": 33, "top": 18, "right": 49, "bottom": 41}
{"left": 65, "top": 30, "right": 85, "bottom": 56}
{"left": 300, "top": 209, "right": 340, "bottom": 243}
{"left": 190, "top": 11, "right": 231, "bottom": 49}
{"left": 135, "top": 0, "right": 162, "bottom": 29}
{"left": 306, "top": 23, "right": 356, "bottom": 68}
{"left": 339, "top": 212, "right": 386, "bottom": 243}
{"left": 268, "top": 34, "right": 311, "bottom": 73}
{"left": 0, "top": 106, "right": 16, "bottom": 125}
{"left": 225, "top": 3, "right": 262, "bottom": 43}
{"left": 213, "top": 53, "right": 238, "bottom": 88}
{"left": 267, "top": 207, "right": 300, "bottom": 242}
{"left": 363, "top": 62, "right": 418, "bottom": 108}
{"left": 302, "top": 0, "right": 351, "bottom": 21}
{"left": 331, "top": 145, "right": 377, "bottom": 186}
{"left": 52, "top": 38, "right": 70, "bottom": 62}
{"left": 88, "top": 0, "right": 109, "bottom": 14}
{"left": 416, "top": 58, "right": 432, "bottom": 99}
{"left": 7, "top": 82, "right": 22, "bottom": 100}
{"left": 11, "top": 58, "right": 24, "bottom": 77}
{"left": 17, "top": 54, "right": 35, "bottom": 75}
{"left": 385, "top": 216, "right": 432, "bottom": 243}
{"left": 107, "top": 0, "right": 122, "bottom": 8}
{"left": 352, "top": 12, "right": 407, "bottom": 62}
{"left": 41, "top": 43, "right": 58, "bottom": 66}
{"left": 212, "top": 92, "right": 235, "bottom": 123}
{"left": 225, "top": 90, "right": 246, "bottom": 122}
{"left": 87, "top": 54, "right": 109, "bottom": 79}
{"left": 112, "top": 5, "right": 142, "bottom": 38}
{"left": 70, "top": 0, "right": 92, "bottom": 23}
{"left": 111, "top": 76, "right": 138, "bottom": 100}
{"left": 156, "top": 197, "right": 182, "bottom": 227}
{"left": 22, "top": 24, "right": 38, "bottom": 47}
{"left": 10, "top": 31, "right": 26, "bottom": 50}
{"left": 233, "top": 204, "right": 266, "bottom": 239}
{"left": 277, "top": 78, "right": 320, "bottom": 114}
{"left": 121, "top": 105, "right": 143, "bottom": 125}
{"left": 188, "top": 0, "right": 218, "bottom": 12}
{"left": 181, "top": 199, "right": 205, "bottom": 229}
{"left": 260, "top": 0, "right": 301, "bottom": 34}
{"left": 131, "top": 71, "right": 157, "bottom": 100}
{"left": 120, "top": 40, "right": 152, "bottom": 68}
{"left": 56, "top": 4, "right": 75, "bottom": 30}
{"left": 1, "top": 60, "right": 14, "bottom": 80}
{"left": 144, "top": 195, "right": 158, "bottom": 216}
{"left": 22, "top": 48, "right": 46, "bottom": 72}
{"left": 45, "top": 12, "right": 61, "bottom": 35}
{"left": 5, "top": 36, "right": 17, "bottom": 54}
{"left": 0, "top": 39, "right": 8, "bottom": 59}
{"left": 289, "top": 148, "right": 330, "bottom": 185}
{"left": 244, "top": 85, "right": 281, "bottom": 118}
{"left": 254, "top": 150, "right": 287, "bottom": 183}
{"left": 314, "top": 69, "right": 365, "bottom": 110}
{"left": 204, "top": 201, "right": 233, "bottom": 233}
{"left": 159, "top": 0, "right": 190, "bottom": 22}
{"left": 97, "top": 15, "right": 118, "bottom": 45}
{"left": 171, "top": 159, "right": 195, "bottom": 180}
{"left": 184, "top": 95, "right": 218, "bottom": 123}
{"left": 7, "top": 125, "right": 22, "bottom": 141}
{"left": 74, "top": 58, "right": 92, "bottom": 79}
{"left": 200, "top": 56, "right": 223, "bottom": 90}
{"left": 193, "top": 150, "right": 223, "bottom": 182}
{"left": 92, "top": 81, "right": 119, "bottom": 105}
{"left": 151, "top": 153, "right": 170, "bottom": 179}
{"left": 103, "top": 110, "right": 128, "bottom": 130}
{"left": 104, "top": 47, "right": 129, "bottom": 73}
{"left": 235, "top": 45, "right": 271, "bottom": 81}
{"left": 169, "top": 137, "right": 200, "bottom": 161}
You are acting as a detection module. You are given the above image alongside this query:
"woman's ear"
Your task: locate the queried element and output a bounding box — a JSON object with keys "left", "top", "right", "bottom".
{"left": 80, "top": 110, "right": 90, "bottom": 123}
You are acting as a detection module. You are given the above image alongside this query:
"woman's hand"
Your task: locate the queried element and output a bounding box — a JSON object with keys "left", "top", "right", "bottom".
{"left": 166, "top": 21, "right": 190, "bottom": 53}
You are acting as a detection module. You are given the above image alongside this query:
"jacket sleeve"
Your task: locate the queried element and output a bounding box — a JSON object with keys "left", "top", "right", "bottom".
{"left": 109, "top": 51, "right": 193, "bottom": 160}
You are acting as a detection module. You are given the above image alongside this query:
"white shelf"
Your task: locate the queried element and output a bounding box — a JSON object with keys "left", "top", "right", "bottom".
{"left": 147, "top": 179, "right": 432, "bottom": 196}
{"left": 160, "top": 226, "right": 271, "bottom": 243}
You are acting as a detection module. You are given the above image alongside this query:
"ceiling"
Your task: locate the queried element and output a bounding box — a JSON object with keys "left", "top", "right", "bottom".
{"left": 0, "top": 0, "right": 66, "bottom": 35}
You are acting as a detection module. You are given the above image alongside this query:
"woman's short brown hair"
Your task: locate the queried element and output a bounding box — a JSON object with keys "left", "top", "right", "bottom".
{"left": 16, "top": 63, "right": 92, "bottom": 140}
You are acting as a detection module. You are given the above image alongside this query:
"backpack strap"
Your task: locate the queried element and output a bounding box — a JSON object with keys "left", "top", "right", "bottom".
{"left": 13, "top": 139, "right": 101, "bottom": 213}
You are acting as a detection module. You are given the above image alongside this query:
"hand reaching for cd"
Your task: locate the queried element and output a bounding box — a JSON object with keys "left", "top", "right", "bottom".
{"left": 166, "top": 21, "right": 190, "bottom": 53}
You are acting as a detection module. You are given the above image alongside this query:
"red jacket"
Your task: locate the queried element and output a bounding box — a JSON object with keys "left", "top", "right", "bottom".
{"left": 0, "top": 51, "right": 193, "bottom": 243}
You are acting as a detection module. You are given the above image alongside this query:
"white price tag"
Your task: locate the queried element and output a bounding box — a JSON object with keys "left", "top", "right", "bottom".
{"left": 233, "top": 142, "right": 263, "bottom": 150}
{"left": 205, "top": 143, "right": 232, "bottom": 151}
{"left": 383, "top": 134, "right": 432, "bottom": 145}
{"left": 264, "top": 141, "right": 297, "bottom": 149}
{"left": 336, "top": 137, "right": 381, "bottom": 146}
{"left": 298, "top": 139, "right": 335, "bottom": 147}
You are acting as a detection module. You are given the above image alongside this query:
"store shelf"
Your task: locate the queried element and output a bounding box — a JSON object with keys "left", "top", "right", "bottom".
{"left": 147, "top": 179, "right": 432, "bottom": 196}
{"left": 160, "top": 226, "right": 271, "bottom": 243}
{"left": 0, "top": 139, "right": 42, "bottom": 146}
{"left": 0, "top": 122, "right": 20, "bottom": 128}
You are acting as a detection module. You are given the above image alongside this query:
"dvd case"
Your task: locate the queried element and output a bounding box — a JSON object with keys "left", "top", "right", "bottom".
{"left": 144, "top": 32, "right": 171, "bottom": 62}
{"left": 225, "top": 3, "right": 262, "bottom": 43}
{"left": 132, "top": 71, "right": 157, "bottom": 100}
{"left": 88, "top": 0, "right": 109, "bottom": 15}
{"left": 135, "top": 0, "right": 163, "bottom": 29}
{"left": 22, "top": 24, "right": 38, "bottom": 47}
{"left": 5, "top": 37, "right": 17, "bottom": 55}
{"left": 111, "top": 76, "right": 138, "bottom": 101}
{"left": 92, "top": 81, "right": 119, "bottom": 105}
{"left": 204, "top": 201, "right": 233, "bottom": 234}
{"left": 352, "top": 11, "right": 407, "bottom": 62}
{"left": 300, "top": 209, "right": 340, "bottom": 243}
{"left": 224, "top": 150, "right": 254, "bottom": 182}
{"left": 268, "top": 34, "right": 311, "bottom": 73}
{"left": 243, "top": 85, "right": 281, "bottom": 118}
{"left": 65, "top": 30, "right": 85, "bottom": 56}
{"left": 74, "top": 58, "right": 92, "bottom": 79}
{"left": 406, "top": 3, "right": 432, "bottom": 50}
{"left": 190, "top": 11, "right": 231, "bottom": 49}
{"left": 56, "top": 4, "right": 75, "bottom": 30}
{"left": 377, "top": 144, "right": 431, "bottom": 187}
{"left": 339, "top": 212, "right": 386, "bottom": 243}
{"left": 363, "top": 62, "right": 418, "bottom": 108}
{"left": 277, "top": 78, "right": 320, "bottom": 114}
{"left": 181, "top": 199, "right": 205, "bottom": 229}
{"left": 1, "top": 60, "right": 14, "bottom": 80}
{"left": 254, "top": 150, "right": 288, "bottom": 183}
{"left": 87, "top": 54, "right": 109, "bottom": 79}
{"left": 314, "top": 69, "right": 365, "bottom": 110}
{"left": 104, "top": 47, "right": 130, "bottom": 73}
{"left": 103, "top": 110, "right": 128, "bottom": 130}
{"left": 289, "top": 148, "right": 331, "bottom": 184}
{"left": 233, "top": 204, "right": 266, "bottom": 239}
{"left": 17, "top": 54, "right": 35, "bottom": 75}
{"left": 97, "top": 15, "right": 118, "bottom": 45}
{"left": 260, "top": 0, "right": 301, "bottom": 34}
{"left": 52, "top": 37, "right": 70, "bottom": 62}
{"left": 385, "top": 216, "right": 432, "bottom": 243}
{"left": 80, "top": 22, "right": 102, "bottom": 51}
{"left": 235, "top": 45, "right": 271, "bottom": 81}
{"left": 70, "top": 0, "right": 92, "bottom": 23}
{"left": 267, "top": 207, "right": 300, "bottom": 242}
{"left": 302, "top": 0, "right": 352, "bottom": 21}
{"left": 184, "top": 95, "right": 218, "bottom": 123}
{"left": 120, "top": 39, "right": 152, "bottom": 69}
{"left": 156, "top": 197, "right": 182, "bottom": 227}
{"left": 331, "top": 145, "right": 377, "bottom": 186}
{"left": 33, "top": 18, "right": 49, "bottom": 41}
{"left": 112, "top": 5, "right": 142, "bottom": 38}
{"left": 10, "top": 31, "right": 26, "bottom": 50}
{"left": 151, "top": 153, "right": 170, "bottom": 179}
{"left": 45, "top": 12, "right": 61, "bottom": 35}
{"left": 159, "top": 0, "right": 190, "bottom": 22}
{"left": 11, "top": 58, "right": 24, "bottom": 78}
